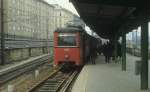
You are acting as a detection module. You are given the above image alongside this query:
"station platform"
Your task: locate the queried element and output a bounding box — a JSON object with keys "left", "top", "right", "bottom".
{"left": 71, "top": 54, "right": 150, "bottom": 92}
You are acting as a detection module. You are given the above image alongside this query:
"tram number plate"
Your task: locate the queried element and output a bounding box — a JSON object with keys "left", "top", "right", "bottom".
{"left": 64, "top": 48, "right": 70, "bottom": 51}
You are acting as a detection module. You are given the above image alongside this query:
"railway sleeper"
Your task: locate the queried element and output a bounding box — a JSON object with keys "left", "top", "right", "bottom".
{"left": 44, "top": 82, "right": 59, "bottom": 85}
{"left": 42, "top": 85, "right": 56, "bottom": 87}
{"left": 38, "top": 89, "right": 57, "bottom": 92}
{"left": 41, "top": 88, "right": 58, "bottom": 90}
{"left": 41, "top": 86, "right": 58, "bottom": 89}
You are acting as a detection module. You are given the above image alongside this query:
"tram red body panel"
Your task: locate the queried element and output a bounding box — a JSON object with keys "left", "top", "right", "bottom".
{"left": 53, "top": 26, "right": 94, "bottom": 66}
{"left": 54, "top": 48, "right": 83, "bottom": 65}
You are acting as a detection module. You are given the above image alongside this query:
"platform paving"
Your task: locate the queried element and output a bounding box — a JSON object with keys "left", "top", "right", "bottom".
{"left": 71, "top": 54, "right": 150, "bottom": 92}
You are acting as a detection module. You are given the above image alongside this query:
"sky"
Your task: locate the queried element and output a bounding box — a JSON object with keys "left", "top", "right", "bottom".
{"left": 45, "top": 0, "right": 79, "bottom": 15}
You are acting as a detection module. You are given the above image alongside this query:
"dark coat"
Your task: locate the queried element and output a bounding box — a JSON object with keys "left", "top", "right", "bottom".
{"left": 117, "top": 43, "right": 122, "bottom": 57}
{"left": 102, "top": 43, "right": 113, "bottom": 57}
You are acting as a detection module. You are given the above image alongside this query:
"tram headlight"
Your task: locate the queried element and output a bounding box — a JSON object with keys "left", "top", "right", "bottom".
{"left": 65, "top": 54, "right": 69, "bottom": 59}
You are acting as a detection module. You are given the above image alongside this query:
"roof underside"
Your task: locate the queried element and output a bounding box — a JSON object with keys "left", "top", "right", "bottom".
{"left": 71, "top": 0, "right": 150, "bottom": 39}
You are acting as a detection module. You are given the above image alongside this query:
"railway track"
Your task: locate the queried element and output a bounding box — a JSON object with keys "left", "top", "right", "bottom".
{"left": 0, "top": 54, "right": 52, "bottom": 85}
{"left": 28, "top": 69, "right": 79, "bottom": 92}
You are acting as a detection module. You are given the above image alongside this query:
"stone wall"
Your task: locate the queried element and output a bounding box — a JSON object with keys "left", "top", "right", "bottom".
{"left": 5, "top": 47, "right": 53, "bottom": 63}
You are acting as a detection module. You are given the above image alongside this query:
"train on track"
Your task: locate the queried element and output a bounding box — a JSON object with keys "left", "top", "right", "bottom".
{"left": 54, "top": 25, "right": 101, "bottom": 68}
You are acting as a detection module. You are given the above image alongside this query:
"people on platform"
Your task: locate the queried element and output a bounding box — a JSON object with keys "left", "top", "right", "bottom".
{"left": 101, "top": 40, "right": 122, "bottom": 63}
{"left": 102, "top": 41, "right": 114, "bottom": 63}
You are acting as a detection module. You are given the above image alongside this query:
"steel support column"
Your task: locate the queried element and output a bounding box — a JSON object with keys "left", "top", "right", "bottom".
{"left": 122, "top": 33, "right": 126, "bottom": 71}
{"left": 114, "top": 35, "right": 118, "bottom": 63}
{"left": 140, "top": 15, "right": 148, "bottom": 90}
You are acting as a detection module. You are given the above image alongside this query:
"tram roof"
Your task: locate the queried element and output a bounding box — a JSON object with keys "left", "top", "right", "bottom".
{"left": 55, "top": 26, "right": 85, "bottom": 33}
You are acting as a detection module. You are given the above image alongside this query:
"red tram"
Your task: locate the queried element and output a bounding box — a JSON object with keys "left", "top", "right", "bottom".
{"left": 54, "top": 26, "right": 91, "bottom": 66}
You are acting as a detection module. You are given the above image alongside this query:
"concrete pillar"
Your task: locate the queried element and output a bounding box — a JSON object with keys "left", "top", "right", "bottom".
{"left": 140, "top": 14, "right": 148, "bottom": 90}
{"left": 1, "top": 0, "right": 5, "bottom": 65}
{"left": 42, "top": 47, "right": 45, "bottom": 54}
{"left": 35, "top": 69, "right": 39, "bottom": 78}
{"left": 7, "top": 84, "right": 14, "bottom": 92}
{"left": 29, "top": 48, "right": 31, "bottom": 56}
{"left": 122, "top": 33, "right": 126, "bottom": 71}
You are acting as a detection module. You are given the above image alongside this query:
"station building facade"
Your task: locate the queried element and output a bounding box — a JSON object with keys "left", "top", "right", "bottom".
{"left": 3, "top": 0, "right": 55, "bottom": 40}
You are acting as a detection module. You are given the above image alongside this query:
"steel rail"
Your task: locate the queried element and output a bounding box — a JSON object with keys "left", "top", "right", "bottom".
{"left": 28, "top": 68, "right": 80, "bottom": 92}
{"left": 60, "top": 71, "right": 78, "bottom": 92}
{"left": 0, "top": 55, "right": 52, "bottom": 85}
{"left": 28, "top": 68, "right": 60, "bottom": 92}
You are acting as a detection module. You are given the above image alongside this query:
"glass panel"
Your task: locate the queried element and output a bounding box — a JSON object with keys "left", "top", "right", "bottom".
{"left": 58, "top": 33, "right": 76, "bottom": 46}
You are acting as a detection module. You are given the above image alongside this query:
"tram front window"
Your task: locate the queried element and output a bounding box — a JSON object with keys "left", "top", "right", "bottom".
{"left": 58, "top": 33, "right": 76, "bottom": 46}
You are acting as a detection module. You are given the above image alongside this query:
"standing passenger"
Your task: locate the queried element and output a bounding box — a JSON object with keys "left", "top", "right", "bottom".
{"left": 103, "top": 42, "right": 113, "bottom": 63}
{"left": 117, "top": 42, "right": 122, "bottom": 62}
{"left": 102, "top": 43, "right": 109, "bottom": 63}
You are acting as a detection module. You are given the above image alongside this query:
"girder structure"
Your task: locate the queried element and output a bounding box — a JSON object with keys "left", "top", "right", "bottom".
{"left": 70, "top": 0, "right": 150, "bottom": 39}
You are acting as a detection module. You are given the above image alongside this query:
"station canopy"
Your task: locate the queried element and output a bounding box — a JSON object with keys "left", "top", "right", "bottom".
{"left": 70, "top": 0, "right": 150, "bottom": 39}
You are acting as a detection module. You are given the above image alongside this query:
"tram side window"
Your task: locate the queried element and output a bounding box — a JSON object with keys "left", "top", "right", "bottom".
{"left": 58, "top": 34, "right": 76, "bottom": 46}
